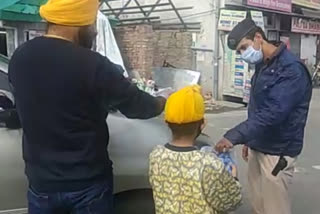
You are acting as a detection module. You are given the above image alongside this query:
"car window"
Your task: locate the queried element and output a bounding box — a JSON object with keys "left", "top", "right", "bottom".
{"left": 0, "top": 70, "right": 10, "bottom": 92}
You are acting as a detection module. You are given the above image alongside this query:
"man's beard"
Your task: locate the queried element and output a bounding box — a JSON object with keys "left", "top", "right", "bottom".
{"left": 78, "top": 27, "right": 95, "bottom": 49}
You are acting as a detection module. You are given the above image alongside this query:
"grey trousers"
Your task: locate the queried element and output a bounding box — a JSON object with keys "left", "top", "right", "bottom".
{"left": 248, "top": 149, "right": 296, "bottom": 214}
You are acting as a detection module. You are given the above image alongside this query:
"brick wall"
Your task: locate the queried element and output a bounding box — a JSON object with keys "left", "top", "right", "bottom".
{"left": 153, "top": 31, "right": 193, "bottom": 70}
{"left": 115, "top": 25, "right": 193, "bottom": 79}
{"left": 115, "top": 25, "right": 154, "bottom": 79}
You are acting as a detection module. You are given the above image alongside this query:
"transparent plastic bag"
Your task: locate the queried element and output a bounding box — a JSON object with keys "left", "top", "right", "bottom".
{"left": 196, "top": 134, "right": 237, "bottom": 177}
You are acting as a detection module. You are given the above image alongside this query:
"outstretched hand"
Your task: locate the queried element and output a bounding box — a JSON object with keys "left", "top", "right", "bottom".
{"left": 215, "top": 138, "right": 233, "bottom": 153}
{"left": 154, "top": 87, "right": 174, "bottom": 99}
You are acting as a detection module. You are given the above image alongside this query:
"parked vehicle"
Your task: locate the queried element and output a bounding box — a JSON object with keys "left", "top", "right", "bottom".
{"left": 0, "top": 57, "right": 212, "bottom": 214}
{"left": 0, "top": 62, "right": 170, "bottom": 214}
{"left": 312, "top": 62, "right": 320, "bottom": 88}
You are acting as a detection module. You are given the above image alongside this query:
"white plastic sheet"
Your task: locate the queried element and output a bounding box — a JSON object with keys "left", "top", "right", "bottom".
{"left": 96, "top": 12, "right": 128, "bottom": 77}
{"left": 152, "top": 67, "right": 200, "bottom": 91}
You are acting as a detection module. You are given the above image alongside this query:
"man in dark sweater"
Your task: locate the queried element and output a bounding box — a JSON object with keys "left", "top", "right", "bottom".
{"left": 8, "top": 0, "right": 166, "bottom": 213}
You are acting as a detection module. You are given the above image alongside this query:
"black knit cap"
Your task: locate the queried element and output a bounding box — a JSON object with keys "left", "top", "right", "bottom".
{"left": 228, "top": 18, "right": 257, "bottom": 50}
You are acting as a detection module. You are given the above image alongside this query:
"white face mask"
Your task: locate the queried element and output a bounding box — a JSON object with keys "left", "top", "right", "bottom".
{"left": 241, "top": 45, "right": 263, "bottom": 64}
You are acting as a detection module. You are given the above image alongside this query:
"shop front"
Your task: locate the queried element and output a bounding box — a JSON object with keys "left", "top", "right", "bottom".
{"left": 218, "top": 8, "right": 265, "bottom": 103}
{"left": 221, "top": 0, "right": 320, "bottom": 102}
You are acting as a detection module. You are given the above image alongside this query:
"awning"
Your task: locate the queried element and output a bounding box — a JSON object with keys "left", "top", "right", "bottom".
{"left": 0, "top": 0, "right": 119, "bottom": 26}
{"left": 0, "top": 0, "right": 20, "bottom": 10}
{"left": 225, "top": 3, "right": 320, "bottom": 21}
{"left": 0, "top": 0, "right": 47, "bottom": 22}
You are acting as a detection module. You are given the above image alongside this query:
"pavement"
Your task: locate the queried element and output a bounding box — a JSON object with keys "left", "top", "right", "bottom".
{"left": 203, "top": 89, "right": 320, "bottom": 214}
{"left": 205, "top": 99, "right": 246, "bottom": 114}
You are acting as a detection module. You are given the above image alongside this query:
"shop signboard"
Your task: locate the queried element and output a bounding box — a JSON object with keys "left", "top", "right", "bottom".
{"left": 223, "top": 35, "right": 249, "bottom": 99}
{"left": 247, "top": 0, "right": 292, "bottom": 12}
{"left": 292, "top": 0, "right": 320, "bottom": 9}
{"left": 225, "top": 0, "right": 243, "bottom": 5}
{"left": 218, "top": 9, "right": 247, "bottom": 31}
{"left": 250, "top": 11, "right": 265, "bottom": 31}
{"left": 292, "top": 17, "right": 320, "bottom": 35}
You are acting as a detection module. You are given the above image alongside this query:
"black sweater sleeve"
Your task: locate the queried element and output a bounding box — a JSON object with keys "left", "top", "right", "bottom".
{"left": 95, "top": 57, "right": 165, "bottom": 119}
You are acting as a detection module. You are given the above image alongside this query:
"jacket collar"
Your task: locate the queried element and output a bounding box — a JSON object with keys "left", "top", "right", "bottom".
{"left": 264, "top": 42, "right": 287, "bottom": 65}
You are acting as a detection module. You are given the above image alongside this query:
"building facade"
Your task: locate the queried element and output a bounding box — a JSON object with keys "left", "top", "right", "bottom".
{"left": 106, "top": 0, "right": 219, "bottom": 98}
{"left": 218, "top": 0, "right": 320, "bottom": 102}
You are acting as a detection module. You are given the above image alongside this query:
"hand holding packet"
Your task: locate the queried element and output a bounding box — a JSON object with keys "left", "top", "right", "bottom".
{"left": 153, "top": 87, "right": 174, "bottom": 99}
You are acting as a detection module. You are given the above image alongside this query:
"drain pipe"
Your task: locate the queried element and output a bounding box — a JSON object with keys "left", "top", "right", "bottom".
{"left": 213, "top": 0, "right": 221, "bottom": 100}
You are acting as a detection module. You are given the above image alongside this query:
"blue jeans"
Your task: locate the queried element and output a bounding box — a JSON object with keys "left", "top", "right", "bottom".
{"left": 28, "top": 181, "right": 113, "bottom": 214}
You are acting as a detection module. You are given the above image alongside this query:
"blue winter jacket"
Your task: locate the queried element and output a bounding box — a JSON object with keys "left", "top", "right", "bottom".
{"left": 225, "top": 43, "right": 312, "bottom": 157}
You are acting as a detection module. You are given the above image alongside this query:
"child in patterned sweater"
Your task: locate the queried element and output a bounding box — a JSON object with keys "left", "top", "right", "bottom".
{"left": 149, "top": 85, "right": 242, "bottom": 214}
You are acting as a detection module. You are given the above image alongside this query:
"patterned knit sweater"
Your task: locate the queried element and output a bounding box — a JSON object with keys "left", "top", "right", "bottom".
{"left": 149, "top": 144, "right": 242, "bottom": 214}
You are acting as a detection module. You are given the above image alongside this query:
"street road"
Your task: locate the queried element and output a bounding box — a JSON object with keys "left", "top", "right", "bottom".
{"left": 0, "top": 89, "right": 318, "bottom": 213}
{"left": 204, "top": 89, "right": 320, "bottom": 214}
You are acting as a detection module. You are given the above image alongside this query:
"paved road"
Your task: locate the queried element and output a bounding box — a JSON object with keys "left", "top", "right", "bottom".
{"left": 0, "top": 89, "right": 318, "bottom": 213}
{"left": 204, "top": 89, "right": 320, "bottom": 214}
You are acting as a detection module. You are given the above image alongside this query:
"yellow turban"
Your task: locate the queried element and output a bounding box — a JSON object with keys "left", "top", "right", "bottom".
{"left": 40, "top": 0, "right": 99, "bottom": 26}
{"left": 165, "top": 85, "right": 205, "bottom": 124}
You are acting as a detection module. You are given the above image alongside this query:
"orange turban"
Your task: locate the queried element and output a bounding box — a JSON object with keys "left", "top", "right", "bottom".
{"left": 40, "top": 0, "right": 99, "bottom": 26}
{"left": 165, "top": 85, "right": 205, "bottom": 124}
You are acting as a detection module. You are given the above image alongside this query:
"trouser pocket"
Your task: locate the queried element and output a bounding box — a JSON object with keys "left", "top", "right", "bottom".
{"left": 28, "top": 186, "right": 50, "bottom": 213}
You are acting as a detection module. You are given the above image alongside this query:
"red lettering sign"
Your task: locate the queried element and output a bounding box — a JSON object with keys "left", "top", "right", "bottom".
{"left": 292, "top": 17, "right": 320, "bottom": 34}
{"left": 247, "top": 0, "right": 292, "bottom": 12}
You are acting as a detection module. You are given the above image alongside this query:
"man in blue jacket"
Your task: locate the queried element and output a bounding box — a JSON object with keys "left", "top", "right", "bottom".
{"left": 216, "top": 19, "right": 312, "bottom": 214}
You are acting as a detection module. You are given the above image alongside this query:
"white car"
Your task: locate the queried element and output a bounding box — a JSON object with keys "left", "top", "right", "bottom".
{"left": 0, "top": 62, "right": 171, "bottom": 214}
{"left": 0, "top": 59, "right": 211, "bottom": 214}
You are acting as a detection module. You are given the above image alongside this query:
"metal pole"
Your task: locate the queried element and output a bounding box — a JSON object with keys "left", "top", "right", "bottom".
{"left": 116, "top": 0, "right": 132, "bottom": 18}
{"left": 213, "top": 0, "right": 220, "bottom": 100}
{"left": 132, "top": 0, "right": 150, "bottom": 23}
{"left": 146, "top": 0, "right": 162, "bottom": 17}
{"left": 103, "top": 6, "right": 194, "bottom": 16}
{"left": 167, "top": 0, "right": 188, "bottom": 29}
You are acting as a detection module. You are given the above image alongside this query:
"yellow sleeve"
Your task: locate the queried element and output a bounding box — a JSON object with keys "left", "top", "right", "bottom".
{"left": 201, "top": 160, "right": 242, "bottom": 212}
{"left": 149, "top": 150, "right": 155, "bottom": 186}
{"left": 148, "top": 146, "right": 162, "bottom": 187}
